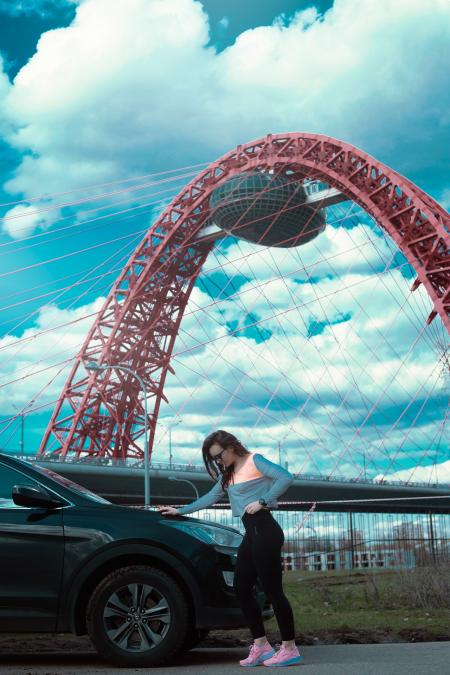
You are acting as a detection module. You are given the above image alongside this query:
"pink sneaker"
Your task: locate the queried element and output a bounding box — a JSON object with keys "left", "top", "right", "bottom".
{"left": 263, "top": 644, "right": 302, "bottom": 667}
{"left": 239, "top": 641, "right": 276, "bottom": 667}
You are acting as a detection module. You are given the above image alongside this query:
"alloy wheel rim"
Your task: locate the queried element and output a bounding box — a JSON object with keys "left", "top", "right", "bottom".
{"left": 103, "top": 582, "right": 171, "bottom": 652}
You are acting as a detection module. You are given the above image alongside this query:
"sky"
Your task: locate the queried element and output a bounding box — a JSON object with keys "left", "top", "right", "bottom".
{"left": 0, "top": 0, "right": 448, "bottom": 483}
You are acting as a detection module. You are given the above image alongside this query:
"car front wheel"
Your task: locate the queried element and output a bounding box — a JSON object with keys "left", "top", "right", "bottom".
{"left": 86, "top": 564, "right": 189, "bottom": 667}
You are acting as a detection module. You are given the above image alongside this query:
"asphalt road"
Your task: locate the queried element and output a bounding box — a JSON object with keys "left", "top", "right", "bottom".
{"left": 1, "top": 642, "right": 449, "bottom": 675}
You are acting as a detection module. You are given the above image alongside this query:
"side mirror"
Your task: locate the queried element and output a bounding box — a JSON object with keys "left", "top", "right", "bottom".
{"left": 12, "top": 484, "right": 65, "bottom": 509}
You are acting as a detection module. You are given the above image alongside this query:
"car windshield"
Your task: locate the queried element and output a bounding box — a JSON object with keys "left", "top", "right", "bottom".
{"left": 32, "top": 464, "right": 111, "bottom": 504}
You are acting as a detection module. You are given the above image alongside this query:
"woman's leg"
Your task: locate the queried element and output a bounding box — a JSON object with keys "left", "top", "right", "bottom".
{"left": 233, "top": 532, "right": 268, "bottom": 641}
{"left": 252, "top": 516, "right": 296, "bottom": 645}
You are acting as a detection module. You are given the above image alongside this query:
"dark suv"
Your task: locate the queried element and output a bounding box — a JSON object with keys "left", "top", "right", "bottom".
{"left": 0, "top": 454, "right": 272, "bottom": 667}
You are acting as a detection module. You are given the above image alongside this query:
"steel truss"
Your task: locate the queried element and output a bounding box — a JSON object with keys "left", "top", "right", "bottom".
{"left": 38, "top": 133, "right": 450, "bottom": 460}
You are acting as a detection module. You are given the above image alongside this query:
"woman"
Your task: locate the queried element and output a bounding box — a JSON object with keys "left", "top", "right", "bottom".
{"left": 157, "top": 429, "right": 302, "bottom": 667}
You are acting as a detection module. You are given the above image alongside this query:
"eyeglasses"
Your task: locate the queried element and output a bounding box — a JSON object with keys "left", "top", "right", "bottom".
{"left": 210, "top": 447, "right": 228, "bottom": 462}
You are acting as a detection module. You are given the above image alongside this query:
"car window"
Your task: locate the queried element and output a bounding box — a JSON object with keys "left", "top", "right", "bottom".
{"left": 0, "top": 463, "right": 39, "bottom": 508}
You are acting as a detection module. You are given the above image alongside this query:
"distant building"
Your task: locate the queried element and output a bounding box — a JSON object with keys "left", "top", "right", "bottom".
{"left": 393, "top": 521, "right": 425, "bottom": 545}
{"left": 338, "top": 528, "right": 364, "bottom": 550}
{"left": 281, "top": 547, "right": 415, "bottom": 571}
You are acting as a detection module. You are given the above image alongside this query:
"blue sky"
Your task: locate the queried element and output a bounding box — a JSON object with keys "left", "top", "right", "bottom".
{"left": 0, "top": 0, "right": 448, "bottom": 482}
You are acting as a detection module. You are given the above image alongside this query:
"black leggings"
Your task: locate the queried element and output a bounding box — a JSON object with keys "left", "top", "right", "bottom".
{"left": 233, "top": 509, "right": 295, "bottom": 641}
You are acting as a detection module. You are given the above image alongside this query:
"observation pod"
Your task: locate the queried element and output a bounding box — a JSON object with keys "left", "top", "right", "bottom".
{"left": 209, "top": 171, "right": 326, "bottom": 248}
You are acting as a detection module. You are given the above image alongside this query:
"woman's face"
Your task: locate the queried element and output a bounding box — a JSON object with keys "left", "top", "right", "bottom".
{"left": 209, "top": 442, "right": 236, "bottom": 468}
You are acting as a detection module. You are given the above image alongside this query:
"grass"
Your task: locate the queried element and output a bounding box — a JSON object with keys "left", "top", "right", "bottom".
{"left": 1, "top": 566, "right": 448, "bottom": 650}
{"left": 263, "top": 566, "right": 450, "bottom": 637}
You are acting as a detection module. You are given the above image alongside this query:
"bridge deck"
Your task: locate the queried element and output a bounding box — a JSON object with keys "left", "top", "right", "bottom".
{"left": 35, "top": 460, "right": 450, "bottom": 514}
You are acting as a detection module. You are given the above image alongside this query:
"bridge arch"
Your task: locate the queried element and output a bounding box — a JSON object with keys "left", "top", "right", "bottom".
{"left": 38, "top": 133, "right": 450, "bottom": 459}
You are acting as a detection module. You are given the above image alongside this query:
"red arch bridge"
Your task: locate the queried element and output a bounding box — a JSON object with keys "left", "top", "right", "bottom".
{"left": 29, "top": 132, "right": 449, "bottom": 509}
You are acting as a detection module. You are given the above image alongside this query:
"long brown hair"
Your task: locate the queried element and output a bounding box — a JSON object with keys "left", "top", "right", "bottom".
{"left": 202, "top": 429, "right": 250, "bottom": 490}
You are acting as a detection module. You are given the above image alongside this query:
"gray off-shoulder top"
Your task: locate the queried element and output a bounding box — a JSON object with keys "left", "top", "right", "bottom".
{"left": 177, "top": 453, "right": 293, "bottom": 518}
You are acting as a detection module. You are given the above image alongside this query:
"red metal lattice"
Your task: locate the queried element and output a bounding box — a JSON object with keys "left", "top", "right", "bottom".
{"left": 37, "top": 133, "right": 450, "bottom": 460}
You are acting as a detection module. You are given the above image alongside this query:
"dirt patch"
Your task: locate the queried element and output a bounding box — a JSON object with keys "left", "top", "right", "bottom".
{"left": 202, "top": 627, "right": 450, "bottom": 647}
{"left": 0, "top": 634, "right": 95, "bottom": 654}
{"left": 1, "top": 627, "right": 449, "bottom": 655}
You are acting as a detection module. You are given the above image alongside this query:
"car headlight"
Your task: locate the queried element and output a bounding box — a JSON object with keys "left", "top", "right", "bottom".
{"left": 164, "top": 520, "right": 243, "bottom": 547}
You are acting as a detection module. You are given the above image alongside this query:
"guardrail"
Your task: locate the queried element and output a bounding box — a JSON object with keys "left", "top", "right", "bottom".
{"left": 5, "top": 452, "right": 448, "bottom": 489}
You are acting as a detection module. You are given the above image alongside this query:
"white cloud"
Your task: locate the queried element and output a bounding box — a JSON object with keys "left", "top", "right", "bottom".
{"left": 204, "top": 216, "right": 396, "bottom": 283}
{"left": 375, "top": 460, "right": 450, "bottom": 484}
{"left": 1, "top": 201, "right": 59, "bottom": 238}
{"left": 1, "top": 0, "right": 448, "bottom": 232}
{"left": 0, "top": 55, "right": 12, "bottom": 137}
{"left": 0, "top": 296, "right": 105, "bottom": 414}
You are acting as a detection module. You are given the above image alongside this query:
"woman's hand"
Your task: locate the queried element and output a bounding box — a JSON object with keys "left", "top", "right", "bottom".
{"left": 244, "top": 501, "right": 264, "bottom": 514}
{"left": 157, "top": 505, "right": 180, "bottom": 516}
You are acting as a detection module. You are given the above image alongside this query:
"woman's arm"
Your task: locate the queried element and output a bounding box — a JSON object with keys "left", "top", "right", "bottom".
{"left": 253, "top": 454, "right": 293, "bottom": 505}
{"left": 176, "top": 479, "right": 227, "bottom": 515}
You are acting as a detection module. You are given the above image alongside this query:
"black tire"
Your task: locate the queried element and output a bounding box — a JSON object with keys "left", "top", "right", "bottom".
{"left": 180, "top": 627, "right": 209, "bottom": 652}
{"left": 86, "top": 565, "right": 189, "bottom": 667}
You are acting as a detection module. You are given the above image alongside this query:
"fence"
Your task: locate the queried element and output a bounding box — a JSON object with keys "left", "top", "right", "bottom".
{"left": 194, "top": 508, "right": 450, "bottom": 571}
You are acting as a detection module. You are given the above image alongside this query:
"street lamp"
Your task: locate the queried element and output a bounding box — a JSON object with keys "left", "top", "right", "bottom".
{"left": 159, "top": 417, "right": 182, "bottom": 468}
{"left": 355, "top": 449, "right": 367, "bottom": 481}
{"left": 85, "top": 361, "right": 150, "bottom": 507}
{"left": 277, "top": 434, "right": 290, "bottom": 470}
{"left": 13, "top": 400, "right": 35, "bottom": 455}
{"left": 168, "top": 476, "right": 199, "bottom": 499}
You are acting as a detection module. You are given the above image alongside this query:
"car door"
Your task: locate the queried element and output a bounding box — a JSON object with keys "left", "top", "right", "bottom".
{"left": 0, "top": 461, "right": 65, "bottom": 631}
